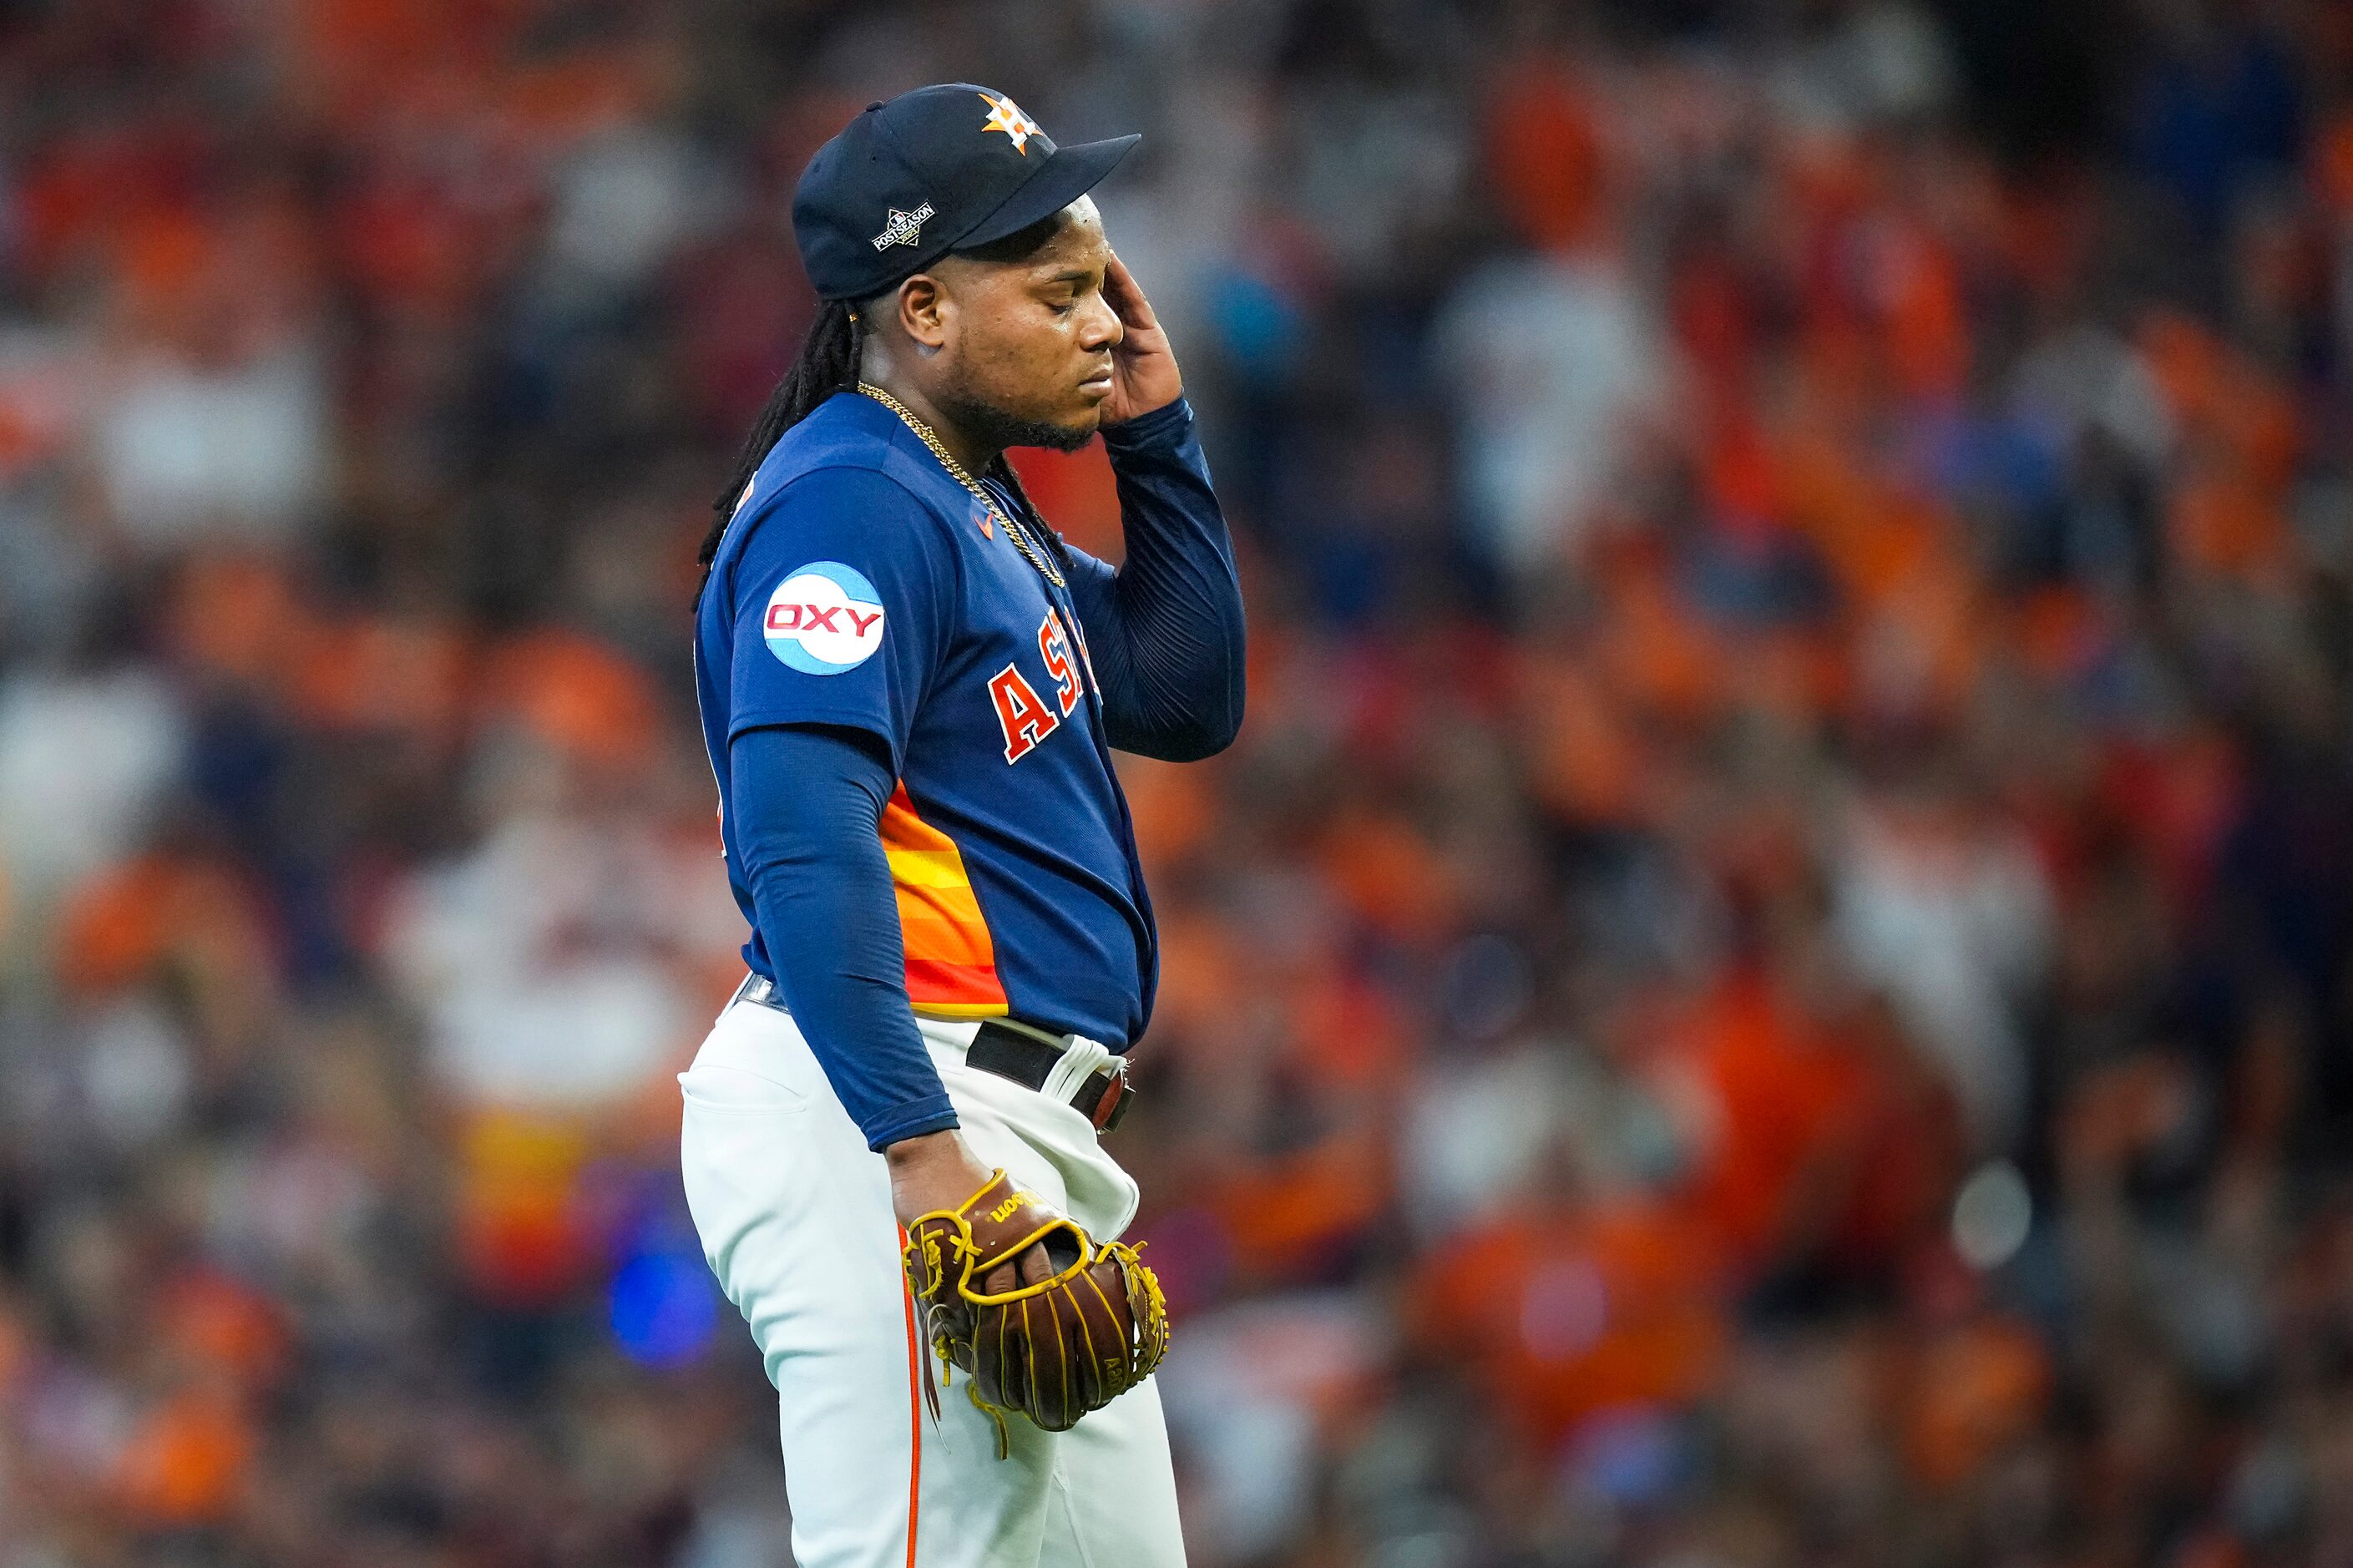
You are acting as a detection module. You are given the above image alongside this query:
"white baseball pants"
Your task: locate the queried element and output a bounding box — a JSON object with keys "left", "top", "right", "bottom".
{"left": 679, "top": 987, "right": 1188, "bottom": 1568}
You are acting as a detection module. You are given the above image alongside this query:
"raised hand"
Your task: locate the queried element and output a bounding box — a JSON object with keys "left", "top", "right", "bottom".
{"left": 1099, "top": 250, "right": 1182, "bottom": 425}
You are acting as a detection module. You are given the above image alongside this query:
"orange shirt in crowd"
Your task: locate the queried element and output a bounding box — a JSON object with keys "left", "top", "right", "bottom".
{"left": 1653, "top": 973, "right": 1865, "bottom": 1273}
{"left": 1409, "top": 1194, "right": 1727, "bottom": 1446}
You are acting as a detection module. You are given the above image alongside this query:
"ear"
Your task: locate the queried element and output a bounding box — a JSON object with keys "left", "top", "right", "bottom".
{"left": 895, "top": 273, "right": 952, "bottom": 350}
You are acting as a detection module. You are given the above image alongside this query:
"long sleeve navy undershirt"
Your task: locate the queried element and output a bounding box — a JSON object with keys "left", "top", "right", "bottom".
{"left": 729, "top": 396, "right": 1243, "bottom": 1151}
{"left": 1039, "top": 397, "right": 1247, "bottom": 761}
{"left": 729, "top": 721, "right": 959, "bottom": 1150}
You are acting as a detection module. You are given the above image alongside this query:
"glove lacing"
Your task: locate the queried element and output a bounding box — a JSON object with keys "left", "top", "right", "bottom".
{"left": 903, "top": 1182, "right": 1171, "bottom": 1463}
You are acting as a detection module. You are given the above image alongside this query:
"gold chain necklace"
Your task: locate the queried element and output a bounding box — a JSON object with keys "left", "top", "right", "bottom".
{"left": 857, "top": 382, "right": 1066, "bottom": 588}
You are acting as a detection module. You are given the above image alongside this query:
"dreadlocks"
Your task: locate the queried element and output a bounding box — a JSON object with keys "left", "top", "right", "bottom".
{"left": 694, "top": 299, "right": 867, "bottom": 609}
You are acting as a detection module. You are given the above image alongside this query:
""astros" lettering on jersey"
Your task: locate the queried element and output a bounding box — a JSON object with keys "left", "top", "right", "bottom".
{"left": 991, "top": 610, "right": 1094, "bottom": 762}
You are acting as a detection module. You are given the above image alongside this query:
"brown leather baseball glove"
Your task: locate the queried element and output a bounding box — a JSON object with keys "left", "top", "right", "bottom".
{"left": 902, "top": 1169, "right": 1169, "bottom": 1457}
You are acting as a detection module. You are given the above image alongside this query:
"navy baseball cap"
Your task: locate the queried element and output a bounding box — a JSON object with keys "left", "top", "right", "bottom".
{"left": 792, "top": 83, "right": 1140, "bottom": 302}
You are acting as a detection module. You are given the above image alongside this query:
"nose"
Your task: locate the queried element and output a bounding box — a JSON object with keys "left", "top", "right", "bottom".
{"left": 1078, "top": 290, "right": 1122, "bottom": 352}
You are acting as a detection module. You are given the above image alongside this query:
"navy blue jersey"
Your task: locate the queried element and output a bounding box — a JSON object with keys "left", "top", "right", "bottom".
{"left": 696, "top": 390, "right": 1167, "bottom": 1050}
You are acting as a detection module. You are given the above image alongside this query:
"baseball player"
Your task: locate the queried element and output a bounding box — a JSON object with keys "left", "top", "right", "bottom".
{"left": 679, "top": 84, "right": 1245, "bottom": 1568}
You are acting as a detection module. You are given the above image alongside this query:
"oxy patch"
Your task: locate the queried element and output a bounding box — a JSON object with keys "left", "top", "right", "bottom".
{"left": 763, "top": 562, "right": 886, "bottom": 674}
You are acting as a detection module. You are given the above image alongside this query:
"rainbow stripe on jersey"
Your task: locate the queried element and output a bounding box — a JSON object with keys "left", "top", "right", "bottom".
{"left": 878, "top": 785, "right": 1010, "bottom": 1017}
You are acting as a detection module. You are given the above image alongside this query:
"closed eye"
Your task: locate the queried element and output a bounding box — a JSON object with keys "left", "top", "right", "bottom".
{"left": 1039, "top": 267, "right": 1101, "bottom": 317}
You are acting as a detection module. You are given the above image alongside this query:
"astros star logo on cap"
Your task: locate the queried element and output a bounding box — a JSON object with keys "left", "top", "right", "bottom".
{"left": 979, "top": 92, "right": 1040, "bottom": 154}
{"left": 792, "top": 83, "right": 1136, "bottom": 301}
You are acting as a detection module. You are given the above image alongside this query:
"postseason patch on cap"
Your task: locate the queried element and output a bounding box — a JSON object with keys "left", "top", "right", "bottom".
{"left": 763, "top": 562, "right": 886, "bottom": 674}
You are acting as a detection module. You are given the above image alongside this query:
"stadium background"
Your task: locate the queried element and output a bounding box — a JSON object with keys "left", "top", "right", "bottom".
{"left": 3, "top": 1, "right": 2351, "bottom": 1564}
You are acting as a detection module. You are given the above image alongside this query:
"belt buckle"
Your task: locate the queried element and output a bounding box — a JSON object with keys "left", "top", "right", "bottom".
{"left": 1090, "top": 1059, "right": 1133, "bottom": 1133}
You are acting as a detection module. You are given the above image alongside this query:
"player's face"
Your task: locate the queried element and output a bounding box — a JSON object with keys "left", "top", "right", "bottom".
{"left": 937, "top": 199, "right": 1122, "bottom": 450}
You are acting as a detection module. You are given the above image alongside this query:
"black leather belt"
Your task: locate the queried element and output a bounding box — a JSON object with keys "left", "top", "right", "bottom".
{"left": 733, "top": 974, "right": 1132, "bottom": 1132}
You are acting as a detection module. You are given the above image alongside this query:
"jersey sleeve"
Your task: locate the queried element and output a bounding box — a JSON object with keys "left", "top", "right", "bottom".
{"left": 1057, "top": 397, "right": 1247, "bottom": 761}
{"left": 726, "top": 466, "right": 958, "bottom": 772}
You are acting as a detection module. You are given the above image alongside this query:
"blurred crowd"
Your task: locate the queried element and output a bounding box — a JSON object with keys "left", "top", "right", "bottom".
{"left": 3, "top": 1, "right": 2353, "bottom": 1565}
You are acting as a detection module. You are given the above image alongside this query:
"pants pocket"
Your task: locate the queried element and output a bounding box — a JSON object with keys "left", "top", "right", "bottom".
{"left": 939, "top": 1058, "right": 1141, "bottom": 1241}
{"left": 678, "top": 1061, "right": 810, "bottom": 1115}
